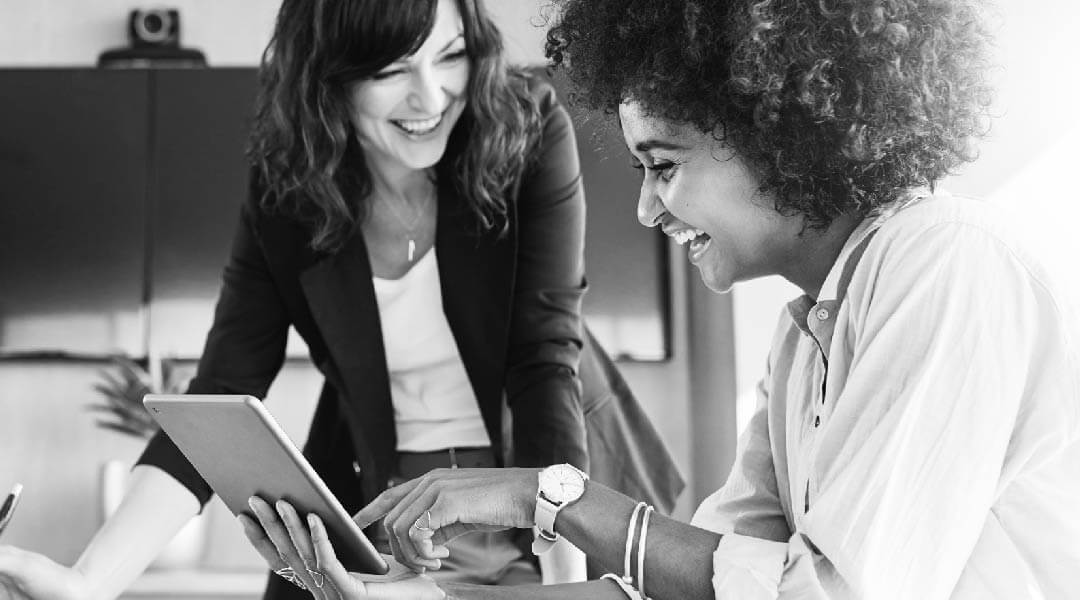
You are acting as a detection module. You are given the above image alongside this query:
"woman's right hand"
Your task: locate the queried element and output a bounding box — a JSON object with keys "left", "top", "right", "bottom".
{"left": 352, "top": 467, "right": 540, "bottom": 572}
{"left": 0, "top": 547, "right": 89, "bottom": 600}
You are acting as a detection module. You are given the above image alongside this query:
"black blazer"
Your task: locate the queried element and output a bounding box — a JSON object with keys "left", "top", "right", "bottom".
{"left": 137, "top": 80, "right": 590, "bottom": 509}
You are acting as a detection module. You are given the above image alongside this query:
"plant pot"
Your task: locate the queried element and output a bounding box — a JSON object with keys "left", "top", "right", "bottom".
{"left": 100, "top": 459, "right": 208, "bottom": 570}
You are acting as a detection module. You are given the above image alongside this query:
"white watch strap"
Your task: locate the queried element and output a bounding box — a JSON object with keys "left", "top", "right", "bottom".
{"left": 532, "top": 494, "right": 560, "bottom": 554}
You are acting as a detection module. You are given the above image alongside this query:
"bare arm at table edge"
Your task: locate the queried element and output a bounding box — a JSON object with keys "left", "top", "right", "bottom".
{"left": 441, "top": 580, "right": 630, "bottom": 599}
{"left": 74, "top": 465, "right": 201, "bottom": 600}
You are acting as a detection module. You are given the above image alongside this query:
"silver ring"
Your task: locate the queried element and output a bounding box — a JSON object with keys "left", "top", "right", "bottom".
{"left": 307, "top": 568, "right": 325, "bottom": 588}
{"left": 274, "top": 567, "right": 307, "bottom": 590}
{"left": 412, "top": 509, "right": 434, "bottom": 533}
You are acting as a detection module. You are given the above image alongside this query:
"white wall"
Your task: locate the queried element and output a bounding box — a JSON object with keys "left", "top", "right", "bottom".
{"left": 730, "top": 1, "right": 1080, "bottom": 432}
{"left": 0, "top": 0, "right": 550, "bottom": 66}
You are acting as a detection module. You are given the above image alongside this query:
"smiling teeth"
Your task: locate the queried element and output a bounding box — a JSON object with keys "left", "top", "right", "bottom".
{"left": 394, "top": 115, "right": 442, "bottom": 134}
{"left": 672, "top": 229, "right": 706, "bottom": 245}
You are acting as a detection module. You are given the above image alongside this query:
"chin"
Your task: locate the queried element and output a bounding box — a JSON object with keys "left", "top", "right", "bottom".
{"left": 401, "top": 143, "right": 449, "bottom": 170}
{"left": 697, "top": 268, "right": 734, "bottom": 294}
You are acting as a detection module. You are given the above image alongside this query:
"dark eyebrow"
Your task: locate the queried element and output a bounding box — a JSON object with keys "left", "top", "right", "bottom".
{"left": 634, "top": 139, "right": 688, "bottom": 153}
{"left": 385, "top": 33, "right": 465, "bottom": 68}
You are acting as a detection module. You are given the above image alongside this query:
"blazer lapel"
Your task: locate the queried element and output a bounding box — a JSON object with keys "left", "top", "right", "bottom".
{"left": 299, "top": 231, "right": 395, "bottom": 491}
{"left": 435, "top": 186, "right": 516, "bottom": 449}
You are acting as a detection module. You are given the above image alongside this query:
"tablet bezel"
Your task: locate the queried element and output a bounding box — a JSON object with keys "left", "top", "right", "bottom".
{"left": 143, "top": 394, "right": 388, "bottom": 575}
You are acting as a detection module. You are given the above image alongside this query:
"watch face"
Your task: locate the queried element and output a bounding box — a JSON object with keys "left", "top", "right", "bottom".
{"left": 540, "top": 465, "right": 586, "bottom": 504}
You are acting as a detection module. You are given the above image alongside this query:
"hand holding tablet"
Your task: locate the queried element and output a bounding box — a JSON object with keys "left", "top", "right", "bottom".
{"left": 143, "top": 394, "right": 388, "bottom": 575}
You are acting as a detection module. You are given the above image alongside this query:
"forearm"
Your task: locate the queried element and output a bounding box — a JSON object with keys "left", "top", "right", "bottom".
{"left": 556, "top": 481, "right": 720, "bottom": 600}
{"left": 442, "top": 580, "right": 626, "bottom": 600}
{"left": 509, "top": 371, "right": 588, "bottom": 469}
{"left": 74, "top": 465, "right": 201, "bottom": 600}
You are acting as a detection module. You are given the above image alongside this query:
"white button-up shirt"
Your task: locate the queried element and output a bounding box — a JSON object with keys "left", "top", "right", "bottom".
{"left": 692, "top": 191, "right": 1080, "bottom": 599}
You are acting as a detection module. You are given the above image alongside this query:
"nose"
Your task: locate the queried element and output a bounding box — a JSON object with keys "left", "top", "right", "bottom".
{"left": 407, "top": 63, "right": 445, "bottom": 115}
{"left": 636, "top": 177, "right": 665, "bottom": 228}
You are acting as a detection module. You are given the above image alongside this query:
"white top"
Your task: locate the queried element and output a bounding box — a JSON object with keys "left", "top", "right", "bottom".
{"left": 692, "top": 191, "right": 1080, "bottom": 599}
{"left": 372, "top": 249, "right": 491, "bottom": 452}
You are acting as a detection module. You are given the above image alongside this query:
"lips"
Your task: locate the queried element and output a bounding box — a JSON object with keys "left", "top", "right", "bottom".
{"left": 390, "top": 112, "right": 444, "bottom": 136}
{"left": 662, "top": 225, "right": 713, "bottom": 264}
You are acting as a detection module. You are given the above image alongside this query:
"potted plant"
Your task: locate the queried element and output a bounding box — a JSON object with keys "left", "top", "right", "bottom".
{"left": 90, "top": 356, "right": 207, "bottom": 570}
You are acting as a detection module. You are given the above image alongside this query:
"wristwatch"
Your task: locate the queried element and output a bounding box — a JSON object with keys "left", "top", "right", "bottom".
{"left": 532, "top": 463, "right": 589, "bottom": 555}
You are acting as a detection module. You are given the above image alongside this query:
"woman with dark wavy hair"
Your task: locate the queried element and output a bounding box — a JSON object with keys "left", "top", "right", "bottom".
{"left": 233, "top": 0, "right": 1079, "bottom": 598}
{"left": 0, "top": 0, "right": 593, "bottom": 597}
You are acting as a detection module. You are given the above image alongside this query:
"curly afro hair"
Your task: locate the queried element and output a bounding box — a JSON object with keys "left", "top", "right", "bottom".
{"left": 545, "top": 0, "right": 994, "bottom": 228}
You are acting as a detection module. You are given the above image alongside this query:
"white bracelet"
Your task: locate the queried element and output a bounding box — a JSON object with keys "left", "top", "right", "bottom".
{"left": 623, "top": 502, "right": 646, "bottom": 584}
{"left": 601, "top": 573, "right": 643, "bottom": 600}
{"left": 637, "top": 505, "right": 655, "bottom": 600}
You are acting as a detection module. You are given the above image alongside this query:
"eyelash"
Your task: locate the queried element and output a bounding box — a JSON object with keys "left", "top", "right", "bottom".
{"left": 371, "top": 50, "right": 467, "bottom": 80}
{"left": 631, "top": 161, "right": 678, "bottom": 183}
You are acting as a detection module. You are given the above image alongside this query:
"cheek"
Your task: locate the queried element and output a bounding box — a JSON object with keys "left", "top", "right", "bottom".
{"left": 445, "top": 64, "right": 470, "bottom": 99}
{"left": 348, "top": 84, "right": 399, "bottom": 124}
{"left": 663, "top": 180, "right": 708, "bottom": 225}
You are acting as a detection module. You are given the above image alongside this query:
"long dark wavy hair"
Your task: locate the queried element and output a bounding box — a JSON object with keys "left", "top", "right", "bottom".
{"left": 248, "top": 0, "right": 543, "bottom": 253}
{"left": 546, "top": 0, "right": 993, "bottom": 229}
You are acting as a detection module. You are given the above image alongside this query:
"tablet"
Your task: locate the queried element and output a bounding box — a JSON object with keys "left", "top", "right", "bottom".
{"left": 143, "top": 394, "right": 388, "bottom": 575}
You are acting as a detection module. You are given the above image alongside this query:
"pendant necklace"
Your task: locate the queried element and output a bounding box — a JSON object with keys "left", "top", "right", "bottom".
{"left": 380, "top": 187, "right": 430, "bottom": 263}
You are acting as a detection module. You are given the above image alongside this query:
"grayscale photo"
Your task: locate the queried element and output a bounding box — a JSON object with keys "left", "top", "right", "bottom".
{"left": 0, "top": 1, "right": 1077, "bottom": 598}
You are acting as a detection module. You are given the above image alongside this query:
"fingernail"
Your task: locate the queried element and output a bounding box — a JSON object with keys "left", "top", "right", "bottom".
{"left": 308, "top": 514, "right": 320, "bottom": 530}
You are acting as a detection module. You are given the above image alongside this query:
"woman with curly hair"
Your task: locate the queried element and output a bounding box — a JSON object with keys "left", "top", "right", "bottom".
{"left": 0, "top": 0, "right": 596, "bottom": 597}
{"left": 215, "top": 0, "right": 1078, "bottom": 598}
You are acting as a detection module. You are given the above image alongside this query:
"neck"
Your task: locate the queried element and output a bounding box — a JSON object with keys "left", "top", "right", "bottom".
{"left": 368, "top": 162, "right": 433, "bottom": 203}
{"left": 779, "top": 212, "right": 863, "bottom": 300}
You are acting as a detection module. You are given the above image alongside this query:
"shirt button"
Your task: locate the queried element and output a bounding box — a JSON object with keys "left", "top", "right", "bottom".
{"left": 815, "top": 308, "right": 830, "bottom": 321}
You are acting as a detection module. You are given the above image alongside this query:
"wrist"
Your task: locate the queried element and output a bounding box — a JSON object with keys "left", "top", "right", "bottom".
{"left": 518, "top": 468, "right": 543, "bottom": 526}
{"left": 532, "top": 464, "right": 588, "bottom": 554}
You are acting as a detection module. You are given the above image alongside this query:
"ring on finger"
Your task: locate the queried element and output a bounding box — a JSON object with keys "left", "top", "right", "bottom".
{"left": 307, "top": 567, "right": 325, "bottom": 588}
{"left": 412, "top": 509, "right": 434, "bottom": 533}
{"left": 274, "top": 567, "right": 307, "bottom": 590}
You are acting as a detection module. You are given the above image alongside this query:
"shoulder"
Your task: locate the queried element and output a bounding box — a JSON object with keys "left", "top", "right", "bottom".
{"left": 509, "top": 69, "right": 572, "bottom": 141}
{"left": 241, "top": 167, "right": 313, "bottom": 251}
{"left": 854, "top": 190, "right": 1076, "bottom": 334}
{"left": 867, "top": 191, "right": 1045, "bottom": 279}
{"left": 504, "top": 68, "right": 561, "bottom": 114}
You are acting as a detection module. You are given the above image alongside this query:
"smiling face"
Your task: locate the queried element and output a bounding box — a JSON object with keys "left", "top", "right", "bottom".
{"left": 620, "top": 101, "right": 809, "bottom": 293}
{"left": 346, "top": 0, "right": 469, "bottom": 176}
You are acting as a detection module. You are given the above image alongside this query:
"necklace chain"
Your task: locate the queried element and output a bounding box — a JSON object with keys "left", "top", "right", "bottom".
{"left": 381, "top": 193, "right": 425, "bottom": 233}
{"left": 378, "top": 183, "right": 433, "bottom": 262}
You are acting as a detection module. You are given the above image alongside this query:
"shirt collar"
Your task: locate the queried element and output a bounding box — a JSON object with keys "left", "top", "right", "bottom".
{"left": 786, "top": 187, "right": 934, "bottom": 331}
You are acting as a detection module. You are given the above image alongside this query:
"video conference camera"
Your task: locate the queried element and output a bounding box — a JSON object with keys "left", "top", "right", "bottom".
{"left": 98, "top": 7, "right": 206, "bottom": 68}
{"left": 129, "top": 8, "right": 181, "bottom": 48}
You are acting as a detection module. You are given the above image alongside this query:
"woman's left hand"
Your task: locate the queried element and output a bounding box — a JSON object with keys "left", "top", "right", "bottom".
{"left": 352, "top": 467, "right": 540, "bottom": 573}
{"left": 241, "top": 497, "right": 445, "bottom": 600}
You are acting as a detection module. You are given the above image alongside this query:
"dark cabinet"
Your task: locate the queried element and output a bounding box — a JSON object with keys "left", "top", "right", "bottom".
{"left": 0, "top": 68, "right": 669, "bottom": 361}
{"left": 0, "top": 70, "right": 149, "bottom": 356}
{"left": 0, "top": 68, "right": 258, "bottom": 358}
{"left": 148, "top": 69, "right": 257, "bottom": 358}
